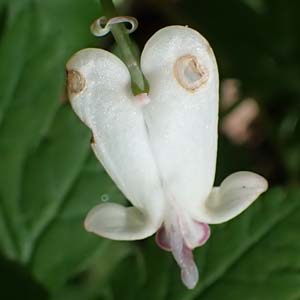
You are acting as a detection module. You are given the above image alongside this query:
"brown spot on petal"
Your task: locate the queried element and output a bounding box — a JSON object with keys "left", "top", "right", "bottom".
{"left": 67, "top": 70, "right": 86, "bottom": 95}
{"left": 174, "top": 55, "right": 208, "bottom": 92}
{"left": 90, "top": 133, "right": 95, "bottom": 145}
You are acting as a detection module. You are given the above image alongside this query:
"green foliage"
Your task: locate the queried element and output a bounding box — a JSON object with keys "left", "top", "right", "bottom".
{"left": 0, "top": 0, "right": 299, "bottom": 299}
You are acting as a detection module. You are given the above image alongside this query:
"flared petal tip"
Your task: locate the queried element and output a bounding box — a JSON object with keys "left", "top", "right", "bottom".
{"left": 83, "top": 203, "right": 163, "bottom": 241}
{"left": 83, "top": 204, "right": 104, "bottom": 234}
{"left": 233, "top": 171, "right": 269, "bottom": 202}
{"left": 203, "top": 171, "right": 269, "bottom": 224}
{"left": 256, "top": 174, "right": 268, "bottom": 193}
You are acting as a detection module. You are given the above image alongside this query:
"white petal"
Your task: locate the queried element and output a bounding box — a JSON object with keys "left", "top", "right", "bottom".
{"left": 140, "top": 26, "right": 219, "bottom": 214}
{"left": 200, "top": 171, "right": 268, "bottom": 224}
{"left": 84, "top": 203, "right": 159, "bottom": 240}
{"left": 66, "top": 49, "right": 166, "bottom": 239}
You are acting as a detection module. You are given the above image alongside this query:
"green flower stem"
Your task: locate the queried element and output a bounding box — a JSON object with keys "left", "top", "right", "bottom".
{"left": 100, "top": 0, "right": 149, "bottom": 95}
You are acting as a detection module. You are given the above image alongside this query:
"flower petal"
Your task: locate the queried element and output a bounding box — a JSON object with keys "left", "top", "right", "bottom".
{"left": 140, "top": 26, "right": 219, "bottom": 214}
{"left": 167, "top": 210, "right": 199, "bottom": 289}
{"left": 155, "top": 225, "right": 171, "bottom": 251}
{"left": 66, "top": 49, "right": 166, "bottom": 239}
{"left": 200, "top": 171, "right": 268, "bottom": 224}
{"left": 156, "top": 221, "right": 210, "bottom": 251}
{"left": 84, "top": 203, "right": 159, "bottom": 240}
{"left": 180, "top": 220, "right": 211, "bottom": 249}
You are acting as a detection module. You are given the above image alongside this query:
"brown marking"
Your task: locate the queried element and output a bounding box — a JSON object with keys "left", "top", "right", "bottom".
{"left": 90, "top": 133, "right": 95, "bottom": 144}
{"left": 173, "top": 55, "right": 208, "bottom": 92}
{"left": 67, "top": 70, "right": 86, "bottom": 95}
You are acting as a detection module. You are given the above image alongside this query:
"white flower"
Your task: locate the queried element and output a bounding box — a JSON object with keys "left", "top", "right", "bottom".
{"left": 66, "top": 26, "right": 268, "bottom": 289}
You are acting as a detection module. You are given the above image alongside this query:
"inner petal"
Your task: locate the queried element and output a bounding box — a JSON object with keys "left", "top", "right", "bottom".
{"left": 155, "top": 209, "right": 210, "bottom": 289}
{"left": 169, "top": 221, "right": 199, "bottom": 289}
{"left": 155, "top": 225, "right": 171, "bottom": 251}
{"left": 180, "top": 245, "right": 199, "bottom": 289}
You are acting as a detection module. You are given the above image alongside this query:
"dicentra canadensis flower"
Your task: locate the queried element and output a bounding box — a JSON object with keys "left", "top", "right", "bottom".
{"left": 66, "top": 25, "right": 268, "bottom": 289}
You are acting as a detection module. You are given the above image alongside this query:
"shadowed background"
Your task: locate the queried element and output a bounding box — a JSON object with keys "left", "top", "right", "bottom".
{"left": 0, "top": 0, "right": 299, "bottom": 299}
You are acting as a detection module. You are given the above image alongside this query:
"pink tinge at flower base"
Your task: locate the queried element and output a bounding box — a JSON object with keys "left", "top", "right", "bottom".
{"left": 156, "top": 215, "right": 210, "bottom": 288}
{"left": 66, "top": 25, "right": 268, "bottom": 289}
{"left": 133, "top": 93, "right": 151, "bottom": 107}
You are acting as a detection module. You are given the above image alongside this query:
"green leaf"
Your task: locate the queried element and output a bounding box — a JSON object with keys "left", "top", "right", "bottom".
{"left": 86, "top": 188, "right": 300, "bottom": 300}
{"left": 158, "top": 188, "right": 300, "bottom": 300}
{"left": 0, "top": 0, "right": 128, "bottom": 292}
{"left": 0, "top": 3, "right": 29, "bottom": 125}
{"left": 0, "top": 254, "right": 48, "bottom": 300}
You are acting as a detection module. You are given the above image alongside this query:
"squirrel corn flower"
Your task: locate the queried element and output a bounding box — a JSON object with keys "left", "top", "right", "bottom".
{"left": 66, "top": 25, "right": 268, "bottom": 289}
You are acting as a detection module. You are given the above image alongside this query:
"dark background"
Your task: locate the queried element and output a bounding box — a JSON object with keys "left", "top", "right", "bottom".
{"left": 0, "top": 0, "right": 299, "bottom": 299}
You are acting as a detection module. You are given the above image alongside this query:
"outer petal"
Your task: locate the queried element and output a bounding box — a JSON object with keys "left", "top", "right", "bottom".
{"left": 200, "top": 171, "right": 268, "bottom": 224}
{"left": 84, "top": 203, "right": 157, "bottom": 240}
{"left": 66, "top": 49, "right": 165, "bottom": 240}
{"left": 141, "top": 26, "right": 219, "bottom": 215}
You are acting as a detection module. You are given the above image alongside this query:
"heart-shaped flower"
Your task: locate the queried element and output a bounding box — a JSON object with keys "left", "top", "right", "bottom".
{"left": 66, "top": 25, "right": 268, "bottom": 289}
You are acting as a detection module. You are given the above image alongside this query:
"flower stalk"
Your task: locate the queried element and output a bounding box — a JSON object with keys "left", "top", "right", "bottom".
{"left": 100, "top": 0, "right": 149, "bottom": 95}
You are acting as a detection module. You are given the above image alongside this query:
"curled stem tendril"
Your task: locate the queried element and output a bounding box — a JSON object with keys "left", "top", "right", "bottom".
{"left": 91, "top": 16, "right": 138, "bottom": 37}
{"left": 94, "top": 0, "right": 149, "bottom": 95}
